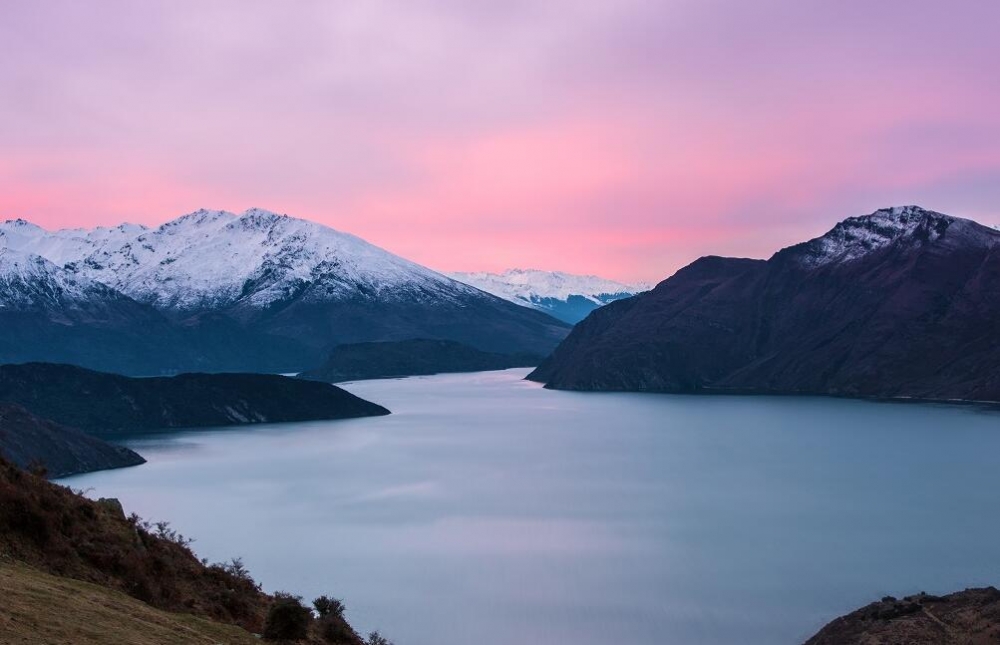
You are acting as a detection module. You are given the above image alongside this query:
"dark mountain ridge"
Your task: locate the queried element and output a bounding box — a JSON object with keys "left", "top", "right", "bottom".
{"left": 299, "top": 338, "right": 542, "bottom": 382}
{"left": 0, "top": 403, "right": 145, "bottom": 477}
{"left": 530, "top": 206, "right": 1000, "bottom": 402}
{"left": 0, "top": 362, "right": 389, "bottom": 438}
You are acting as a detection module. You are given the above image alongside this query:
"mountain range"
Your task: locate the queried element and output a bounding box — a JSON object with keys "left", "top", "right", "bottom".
{"left": 0, "top": 209, "right": 569, "bottom": 374}
{"left": 299, "top": 338, "right": 542, "bottom": 383}
{"left": 529, "top": 206, "right": 1000, "bottom": 402}
{"left": 448, "top": 268, "right": 647, "bottom": 323}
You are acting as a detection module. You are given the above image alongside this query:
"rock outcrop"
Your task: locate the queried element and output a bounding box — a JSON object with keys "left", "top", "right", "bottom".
{"left": 806, "top": 588, "right": 1000, "bottom": 644}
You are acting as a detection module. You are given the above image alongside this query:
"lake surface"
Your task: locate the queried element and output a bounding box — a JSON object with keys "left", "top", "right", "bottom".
{"left": 62, "top": 369, "right": 1000, "bottom": 645}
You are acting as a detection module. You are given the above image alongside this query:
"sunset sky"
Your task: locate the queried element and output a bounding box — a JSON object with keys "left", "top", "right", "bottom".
{"left": 1, "top": 1, "right": 998, "bottom": 282}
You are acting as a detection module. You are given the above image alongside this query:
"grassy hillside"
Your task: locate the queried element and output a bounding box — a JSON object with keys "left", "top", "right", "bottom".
{"left": 0, "top": 456, "right": 363, "bottom": 644}
{"left": 0, "top": 560, "right": 259, "bottom": 644}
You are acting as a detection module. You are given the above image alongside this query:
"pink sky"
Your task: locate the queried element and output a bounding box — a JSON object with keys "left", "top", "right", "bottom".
{"left": 1, "top": 1, "right": 999, "bottom": 282}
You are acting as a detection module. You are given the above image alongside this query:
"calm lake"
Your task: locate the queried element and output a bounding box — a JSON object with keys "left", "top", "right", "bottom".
{"left": 61, "top": 368, "right": 1000, "bottom": 645}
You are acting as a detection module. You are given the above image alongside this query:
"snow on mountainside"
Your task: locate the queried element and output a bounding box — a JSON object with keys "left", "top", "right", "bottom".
{"left": 0, "top": 248, "right": 128, "bottom": 311}
{"left": 783, "top": 205, "right": 1000, "bottom": 268}
{"left": 0, "top": 208, "right": 484, "bottom": 312}
{"left": 449, "top": 268, "right": 648, "bottom": 304}
{"left": 448, "top": 268, "right": 648, "bottom": 324}
{"left": 0, "top": 208, "right": 570, "bottom": 370}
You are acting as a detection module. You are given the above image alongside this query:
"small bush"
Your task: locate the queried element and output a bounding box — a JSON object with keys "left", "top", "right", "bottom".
{"left": 313, "top": 595, "right": 346, "bottom": 618}
{"left": 0, "top": 457, "right": 271, "bottom": 632}
{"left": 263, "top": 592, "right": 312, "bottom": 641}
{"left": 152, "top": 520, "right": 193, "bottom": 548}
{"left": 367, "top": 631, "right": 394, "bottom": 645}
{"left": 219, "top": 557, "right": 256, "bottom": 584}
{"left": 318, "top": 615, "right": 357, "bottom": 644}
{"left": 26, "top": 459, "right": 48, "bottom": 478}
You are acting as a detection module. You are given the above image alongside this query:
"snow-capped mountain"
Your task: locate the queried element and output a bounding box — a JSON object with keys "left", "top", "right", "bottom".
{"left": 448, "top": 268, "right": 649, "bottom": 324}
{"left": 0, "top": 209, "right": 570, "bottom": 374}
{"left": 0, "top": 248, "right": 113, "bottom": 312}
{"left": 531, "top": 206, "right": 1000, "bottom": 401}
{"left": 0, "top": 246, "right": 202, "bottom": 374}
{"left": 3, "top": 208, "right": 486, "bottom": 312}
{"left": 786, "top": 205, "right": 985, "bottom": 268}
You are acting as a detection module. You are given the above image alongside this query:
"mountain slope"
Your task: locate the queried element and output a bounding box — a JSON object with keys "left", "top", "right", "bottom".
{"left": 0, "top": 457, "right": 268, "bottom": 633}
{"left": 529, "top": 206, "right": 1000, "bottom": 402}
{"left": 0, "top": 458, "right": 363, "bottom": 642}
{"left": 0, "top": 248, "right": 212, "bottom": 374}
{"left": 299, "top": 339, "right": 542, "bottom": 382}
{"left": 805, "top": 588, "right": 1000, "bottom": 644}
{"left": 0, "top": 403, "right": 145, "bottom": 477}
{"left": 0, "top": 210, "right": 569, "bottom": 372}
{"left": 0, "top": 363, "right": 389, "bottom": 438}
{"left": 449, "top": 268, "right": 647, "bottom": 323}
{"left": 0, "top": 561, "right": 260, "bottom": 645}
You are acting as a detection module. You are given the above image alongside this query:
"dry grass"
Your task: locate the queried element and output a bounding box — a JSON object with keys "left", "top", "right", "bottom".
{"left": 0, "top": 560, "right": 259, "bottom": 644}
{"left": 0, "top": 457, "right": 363, "bottom": 644}
{"left": 0, "top": 457, "right": 267, "bottom": 632}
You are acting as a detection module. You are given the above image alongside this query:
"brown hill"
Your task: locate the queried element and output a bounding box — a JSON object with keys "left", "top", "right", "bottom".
{"left": 0, "top": 456, "right": 362, "bottom": 643}
{"left": 0, "top": 560, "right": 260, "bottom": 645}
{"left": 806, "top": 588, "right": 1000, "bottom": 644}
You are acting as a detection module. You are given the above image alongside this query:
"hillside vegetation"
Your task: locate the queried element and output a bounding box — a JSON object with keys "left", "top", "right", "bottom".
{"left": 805, "top": 588, "right": 1000, "bottom": 644}
{"left": 0, "top": 561, "right": 260, "bottom": 645}
{"left": 0, "top": 457, "right": 363, "bottom": 644}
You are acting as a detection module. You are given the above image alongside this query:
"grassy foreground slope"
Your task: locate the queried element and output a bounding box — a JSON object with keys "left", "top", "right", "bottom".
{"left": 0, "top": 560, "right": 259, "bottom": 645}
{"left": 0, "top": 456, "right": 363, "bottom": 644}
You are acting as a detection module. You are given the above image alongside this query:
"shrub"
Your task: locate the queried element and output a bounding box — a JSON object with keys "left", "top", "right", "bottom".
{"left": 26, "top": 459, "right": 48, "bottom": 478}
{"left": 219, "top": 557, "right": 256, "bottom": 585}
{"left": 0, "top": 457, "right": 280, "bottom": 632}
{"left": 313, "top": 595, "right": 346, "bottom": 618}
{"left": 263, "top": 592, "right": 312, "bottom": 641}
{"left": 152, "top": 520, "right": 193, "bottom": 548}
{"left": 367, "top": 631, "right": 394, "bottom": 645}
{"left": 318, "top": 615, "right": 357, "bottom": 644}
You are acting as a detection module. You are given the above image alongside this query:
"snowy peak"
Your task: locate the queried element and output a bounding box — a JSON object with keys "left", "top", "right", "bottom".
{"left": 0, "top": 208, "right": 570, "bottom": 372}
{"left": 157, "top": 208, "right": 235, "bottom": 234}
{"left": 0, "top": 248, "right": 123, "bottom": 311}
{"left": 1, "top": 208, "right": 480, "bottom": 313}
{"left": 0, "top": 219, "right": 150, "bottom": 268}
{"left": 451, "top": 268, "right": 647, "bottom": 303}
{"left": 448, "top": 268, "right": 648, "bottom": 324}
{"left": 0, "top": 219, "right": 52, "bottom": 252}
{"left": 785, "top": 205, "right": 998, "bottom": 268}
